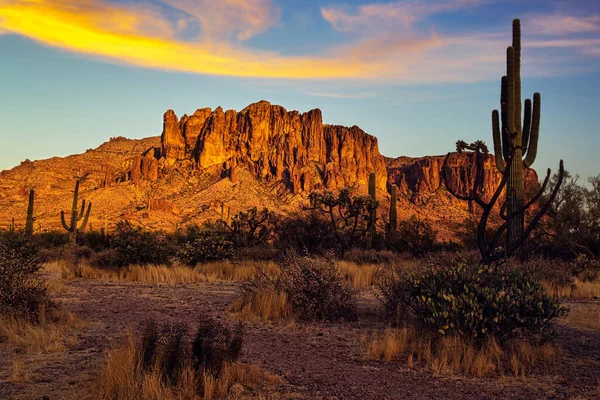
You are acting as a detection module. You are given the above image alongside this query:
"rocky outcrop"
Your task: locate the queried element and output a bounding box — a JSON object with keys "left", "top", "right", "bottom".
{"left": 160, "top": 100, "right": 388, "bottom": 193}
{"left": 387, "top": 153, "right": 539, "bottom": 204}
{"left": 161, "top": 110, "right": 186, "bottom": 165}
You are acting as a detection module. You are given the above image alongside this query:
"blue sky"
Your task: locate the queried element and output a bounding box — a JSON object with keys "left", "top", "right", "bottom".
{"left": 0, "top": 0, "right": 599, "bottom": 180}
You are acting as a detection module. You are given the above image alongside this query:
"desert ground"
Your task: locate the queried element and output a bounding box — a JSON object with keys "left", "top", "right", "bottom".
{"left": 1, "top": 261, "right": 599, "bottom": 400}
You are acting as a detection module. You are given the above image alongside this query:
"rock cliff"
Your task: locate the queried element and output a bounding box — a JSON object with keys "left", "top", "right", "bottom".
{"left": 159, "top": 101, "right": 388, "bottom": 193}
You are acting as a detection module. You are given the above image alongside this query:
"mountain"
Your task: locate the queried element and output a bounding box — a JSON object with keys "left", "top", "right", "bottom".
{"left": 0, "top": 101, "right": 539, "bottom": 239}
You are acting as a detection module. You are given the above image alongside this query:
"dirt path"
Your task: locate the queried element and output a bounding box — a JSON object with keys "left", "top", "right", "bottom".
{"left": 1, "top": 278, "right": 600, "bottom": 399}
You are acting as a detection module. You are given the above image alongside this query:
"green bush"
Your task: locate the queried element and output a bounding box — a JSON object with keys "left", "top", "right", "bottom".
{"left": 110, "top": 221, "right": 176, "bottom": 266}
{"left": 0, "top": 233, "right": 52, "bottom": 322}
{"left": 379, "top": 262, "right": 567, "bottom": 342}
{"left": 278, "top": 256, "right": 357, "bottom": 321}
{"left": 176, "top": 231, "right": 234, "bottom": 265}
{"left": 391, "top": 216, "right": 437, "bottom": 256}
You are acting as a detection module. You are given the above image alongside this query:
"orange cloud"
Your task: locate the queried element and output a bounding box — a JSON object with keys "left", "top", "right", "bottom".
{"left": 0, "top": 0, "right": 597, "bottom": 83}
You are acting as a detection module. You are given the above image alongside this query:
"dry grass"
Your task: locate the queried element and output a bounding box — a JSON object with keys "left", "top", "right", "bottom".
{"left": 561, "top": 304, "right": 600, "bottom": 331}
{"left": 196, "top": 261, "right": 280, "bottom": 282}
{"left": 10, "top": 356, "right": 31, "bottom": 384}
{"left": 362, "top": 326, "right": 560, "bottom": 378}
{"left": 335, "top": 261, "right": 380, "bottom": 288}
{"left": 544, "top": 279, "right": 600, "bottom": 300}
{"left": 228, "top": 286, "right": 293, "bottom": 322}
{"left": 0, "top": 306, "right": 78, "bottom": 354}
{"left": 49, "top": 259, "right": 282, "bottom": 285}
{"left": 96, "top": 332, "right": 282, "bottom": 400}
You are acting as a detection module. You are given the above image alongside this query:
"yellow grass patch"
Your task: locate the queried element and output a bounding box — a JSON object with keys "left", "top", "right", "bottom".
{"left": 229, "top": 286, "right": 293, "bottom": 322}
{"left": 335, "top": 261, "right": 380, "bottom": 288}
{"left": 545, "top": 279, "right": 600, "bottom": 300}
{"left": 0, "top": 307, "right": 78, "bottom": 354}
{"left": 362, "top": 326, "right": 560, "bottom": 378}
{"left": 197, "top": 260, "right": 280, "bottom": 281}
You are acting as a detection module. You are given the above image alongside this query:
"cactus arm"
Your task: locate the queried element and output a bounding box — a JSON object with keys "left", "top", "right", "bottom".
{"left": 78, "top": 199, "right": 86, "bottom": 221}
{"left": 506, "top": 46, "right": 516, "bottom": 135}
{"left": 71, "top": 180, "right": 80, "bottom": 216}
{"left": 492, "top": 110, "right": 506, "bottom": 173}
{"left": 513, "top": 19, "right": 522, "bottom": 134}
{"left": 524, "top": 93, "right": 541, "bottom": 168}
{"left": 60, "top": 210, "right": 71, "bottom": 231}
{"left": 78, "top": 202, "right": 92, "bottom": 232}
{"left": 522, "top": 99, "right": 532, "bottom": 153}
{"left": 500, "top": 76, "right": 510, "bottom": 161}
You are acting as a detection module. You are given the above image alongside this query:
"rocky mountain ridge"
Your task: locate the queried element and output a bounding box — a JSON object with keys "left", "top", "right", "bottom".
{"left": 0, "top": 101, "right": 539, "bottom": 236}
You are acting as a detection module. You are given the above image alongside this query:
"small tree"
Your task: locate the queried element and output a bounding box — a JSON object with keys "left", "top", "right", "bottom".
{"left": 307, "top": 188, "right": 376, "bottom": 256}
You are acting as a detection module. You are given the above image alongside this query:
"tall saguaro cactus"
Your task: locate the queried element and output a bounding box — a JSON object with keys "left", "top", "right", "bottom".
{"left": 389, "top": 184, "right": 398, "bottom": 233}
{"left": 25, "top": 189, "right": 35, "bottom": 237}
{"left": 61, "top": 180, "right": 92, "bottom": 244}
{"left": 491, "top": 19, "right": 541, "bottom": 247}
{"left": 368, "top": 172, "right": 377, "bottom": 245}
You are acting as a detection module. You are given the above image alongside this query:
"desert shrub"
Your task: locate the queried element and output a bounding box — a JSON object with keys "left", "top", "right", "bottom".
{"left": 280, "top": 256, "right": 357, "bottom": 321}
{"left": 139, "top": 317, "right": 242, "bottom": 380}
{"left": 36, "top": 231, "right": 69, "bottom": 249}
{"left": 234, "top": 256, "right": 357, "bottom": 322}
{"left": 571, "top": 255, "right": 600, "bottom": 282}
{"left": 110, "top": 221, "right": 176, "bottom": 266}
{"left": 0, "top": 233, "right": 52, "bottom": 322}
{"left": 516, "top": 257, "right": 574, "bottom": 296}
{"left": 273, "top": 212, "right": 336, "bottom": 255}
{"left": 233, "top": 245, "right": 278, "bottom": 261}
{"left": 343, "top": 248, "right": 406, "bottom": 265}
{"left": 90, "top": 248, "right": 121, "bottom": 269}
{"left": 224, "top": 207, "right": 273, "bottom": 248}
{"left": 78, "top": 229, "right": 111, "bottom": 252}
{"left": 391, "top": 216, "right": 437, "bottom": 256}
{"left": 176, "top": 231, "right": 234, "bottom": 266}
{"left": 379, "top": 261, "right": 567, "bottom": 342}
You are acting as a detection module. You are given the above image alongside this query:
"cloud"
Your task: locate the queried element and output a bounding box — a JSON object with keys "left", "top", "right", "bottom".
{"left": 303, "top": 91, "right": 378, "bottom": 99}
{"left": 0, "top": 0, "right": 598, "bottom": 83}
{"left": 321, "top": 0, "right": 483, "bottom": 33}
{"left": 527, "top": 14, "right": 600, "bottom": 36}
{"left": 160, "top": 0, "right": 280, "bottom": 41}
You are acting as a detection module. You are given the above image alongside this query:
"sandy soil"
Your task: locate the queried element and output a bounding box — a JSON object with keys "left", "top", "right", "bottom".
{"left": 1, "top": 277, "right": 599, "bottom": 400}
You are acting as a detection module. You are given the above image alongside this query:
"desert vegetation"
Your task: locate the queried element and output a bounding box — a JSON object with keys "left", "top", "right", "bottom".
{"left": 1, "top": 17, "right": 600, "bottom": 400}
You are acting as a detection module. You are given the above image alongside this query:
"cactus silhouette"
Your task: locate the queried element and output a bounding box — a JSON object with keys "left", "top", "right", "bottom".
{"left": 61, "top": 180, "right": 92, "bottom": 244}
{"left": 389, "top": 184, "right": 397, "bottom": 233}
{"left": 368, "top": 172, "right": 377, "bottom": 246}
{"left": 491, "top": 19, "right": 540, "bottom": 247}
{"left": 25, "top": 189, "right": 35, "bottom": 237}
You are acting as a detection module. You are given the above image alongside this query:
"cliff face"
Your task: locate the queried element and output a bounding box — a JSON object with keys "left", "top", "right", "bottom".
{"left": 159, "top": 101, "right": 388, "bottom": 193}
{"left": 387, "top": 153, "right": 539, "bottom": 204}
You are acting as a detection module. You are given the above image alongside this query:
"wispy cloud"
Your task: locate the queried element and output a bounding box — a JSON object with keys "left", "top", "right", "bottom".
{"left": 303, "top": 91, "right": 378, "bottom": 99}
{"left": 321, "top": 0, "right": 483, "bottom": 33}
{"left": 527, "top": 14, "right": 600, "bottom": 36}
{"left": 0, "top": 0, "right": 598, "bottom": 83}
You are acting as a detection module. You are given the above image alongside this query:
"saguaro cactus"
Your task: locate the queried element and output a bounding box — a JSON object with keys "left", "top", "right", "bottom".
{"left": 61, "top": 180, "right": 92, "bottom": 244}
{"left": 25, "top": 189, "right": 35, "bottom": 237}
{"left": 389, "top": 184, "right": 397, "bottom": 233}
{"left": 491, "top": 19, "right": 541, "bottom": 247}
{"left": 368, "top": 172, "right": 377, "bottom": 244}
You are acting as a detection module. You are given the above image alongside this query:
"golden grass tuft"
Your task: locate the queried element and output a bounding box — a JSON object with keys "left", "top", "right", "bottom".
{"left": 96, "top": 332, "right": 282, "bottom": 400}
{"left": 228, "top": 286, "right": 293, "bottom": 322}
{"left": 0, "top": 306, "right": 78, "bottom": 354}
{"left": 196, "top": 261, "right": 280, "bottom": 282}
{"left": 10, "top": 356, "right": 32, "bottom": 384}
{"left": 544, "top": 278, "right": 600, "bottom": 300}
{"left": 335, "top": 261, "right": 379, "bottom": 288}
{"left": 363, "top": 326, "right": 560, "bottom": 378}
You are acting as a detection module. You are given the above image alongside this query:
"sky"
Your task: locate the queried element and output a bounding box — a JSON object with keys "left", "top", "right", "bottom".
{"left": 0, "top": 0, "right": 599, "bottom": 181}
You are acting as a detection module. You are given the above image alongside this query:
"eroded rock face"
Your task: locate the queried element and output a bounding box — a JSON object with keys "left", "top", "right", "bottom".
{"left": 161, "top": 100, "right": 388, "bottom": 192}
{"left": 387, "top": 154, "right": 539, "bottom": 204}
{"left": 161, "top": 110, "right": 186, "bottom": 165}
